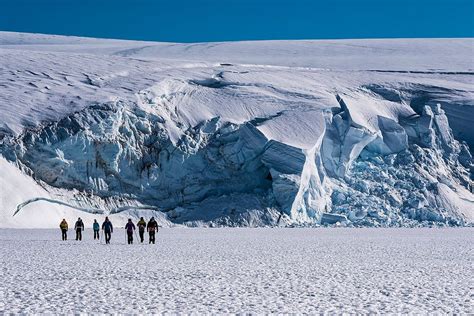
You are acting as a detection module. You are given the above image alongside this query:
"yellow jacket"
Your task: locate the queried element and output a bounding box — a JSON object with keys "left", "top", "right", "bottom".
{"left": 59, "top": 220, "right": 68, "bottom": 230}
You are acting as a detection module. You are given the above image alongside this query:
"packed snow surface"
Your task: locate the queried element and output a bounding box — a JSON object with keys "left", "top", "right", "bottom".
{"left": 0, "top": 32, "right": 473, "bottom": 227}
{"left": 0, "top": 228, "right": 472, "bottom": 314}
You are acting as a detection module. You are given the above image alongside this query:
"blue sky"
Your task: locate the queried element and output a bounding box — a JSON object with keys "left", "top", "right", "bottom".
{"left": 0, "top": 0, "right": 472, "bottom": 42}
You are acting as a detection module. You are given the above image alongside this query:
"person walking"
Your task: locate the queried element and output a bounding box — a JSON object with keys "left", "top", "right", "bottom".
{"left": 93, "top": 219, "right": 100, "bottom": 240}
{"left": 137, "top": 217, "right": 146, "bottom": 243}
{"left": 147, "top": 217, "right": 158, "bottom": 244}
{"left": 59, "top": 218, "right": 68, "bottom": 241}
{"left": 102, "top": 217, "right": 113, "bottom": 244}
{"left": 74, "top": 217, "right": 84, "bottom": 241}
{"left": 125, "top": 219, "right": 136, "bottom": 244}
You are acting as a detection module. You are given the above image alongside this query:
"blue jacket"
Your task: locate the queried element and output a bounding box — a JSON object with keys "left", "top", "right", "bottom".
{"left": 93, "top": 222, "right": 100, "bottom": 231}
{"left": 102, "top": 220, "right": 113, "bottom": 233}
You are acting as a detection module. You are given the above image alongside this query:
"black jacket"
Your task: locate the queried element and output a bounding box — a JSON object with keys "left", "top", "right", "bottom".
{"left": 74, "top": 220, "right": 84, "bottom": 231}
{"left": 147, "top": 220, "right": 158, "bottom": 232}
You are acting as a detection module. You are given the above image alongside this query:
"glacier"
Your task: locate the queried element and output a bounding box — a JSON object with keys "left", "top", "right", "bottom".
{"left": 0, "top": 32, "right": 473, "bottom": 227}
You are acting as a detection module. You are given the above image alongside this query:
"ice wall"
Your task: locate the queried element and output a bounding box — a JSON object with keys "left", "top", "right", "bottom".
{"left": 324, "top": 98, "right": 473, "bottom": 226}
{"left": 1, "top": 96, "right": 472, "bottom": 227}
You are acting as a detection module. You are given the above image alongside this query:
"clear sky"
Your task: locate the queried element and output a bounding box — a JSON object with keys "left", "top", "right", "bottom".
{"left": 0, "top": 0, "right": 473, "bottom": 43}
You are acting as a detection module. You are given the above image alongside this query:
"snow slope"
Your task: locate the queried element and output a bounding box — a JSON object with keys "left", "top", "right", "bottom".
{"left": 0, "top": 32, "right": 473, "bottom": 227}
{"left": 0, "top": 157, "right": 171, "bottom": 228}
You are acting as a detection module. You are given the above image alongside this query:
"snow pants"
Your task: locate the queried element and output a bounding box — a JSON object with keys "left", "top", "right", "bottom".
{"left": 76, "top": 229, "right": 82, "bottom": 241}
{"left": 127, "top": 231, "right": 133, "bottom": 244}
{"left": 61, "top": 229, "right": 67, "bottom": 241}
{"left": 149, "top": 231, "right": 155, "bottom": 244}
{"left": 104, "top": 231, "right": 112, "bottom": 244}
{"left": 139, "top": 230, "right": 145, "bottom": 243}
{"left": 94, "top": 230, "right": 100, "bottom": 240}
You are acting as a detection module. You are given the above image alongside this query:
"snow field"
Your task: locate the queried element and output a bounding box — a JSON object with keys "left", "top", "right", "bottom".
{"left": 0, "top": 228, "right": 472, "bottom": 313}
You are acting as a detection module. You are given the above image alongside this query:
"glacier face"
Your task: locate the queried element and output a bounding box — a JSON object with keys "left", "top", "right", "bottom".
{"left": 0, "top": 32, "right": 473, "bottom": 227}
{"left": 2, "top": 98, "right": 472, "bottom": 227}
{"left": 325, "top": 102, "right": 472, "bottom": 226}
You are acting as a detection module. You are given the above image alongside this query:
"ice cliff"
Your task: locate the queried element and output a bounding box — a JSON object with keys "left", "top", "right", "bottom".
{"left": 2, "top": 97, "right": 472, "bottom": 227}
{"left": 0, "top": 32, "right": 472, "bottom": 227}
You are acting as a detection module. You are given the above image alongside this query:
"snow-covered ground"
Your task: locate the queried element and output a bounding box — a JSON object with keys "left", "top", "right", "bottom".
{"left": 0, "top": 32, "right": 473, "bottom": 227}
{"left": 0, "top": 228, "right": 472, "bottom": 313}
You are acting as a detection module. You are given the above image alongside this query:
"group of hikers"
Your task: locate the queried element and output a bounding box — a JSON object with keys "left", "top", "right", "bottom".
{"left": 59, "top": 216, "right": 159, "bottom": 244}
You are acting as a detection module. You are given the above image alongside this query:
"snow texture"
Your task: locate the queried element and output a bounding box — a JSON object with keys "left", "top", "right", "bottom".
{"left": 0, "top": 32, "right": 473, "bottom": 227}
{"left": 0, "top": 228, "right": 472, "bottom": 314}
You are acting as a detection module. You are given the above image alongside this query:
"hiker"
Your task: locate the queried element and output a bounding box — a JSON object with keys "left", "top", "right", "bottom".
{"left": 74, "top": 217, "right": 84, "bottom": 241}
{"left": 59, "top": 218, "right": 68, "bottom": 241}
{"left": 125, "top": 219, "right": 136, "bottom": 244}
{"left": 93, "top": 219, "right": 100, "bottom": 240}
{"left": 137, "top": 217, "right": 146, "bottom": 243}
{"left": 102, "top": 217, "right": 113, "bottom": 244}
{"left": 147, "top": 217, "right": 158, "bottom": 244}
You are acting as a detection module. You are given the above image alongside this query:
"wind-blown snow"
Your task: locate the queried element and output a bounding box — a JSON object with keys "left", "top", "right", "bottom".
{"left": 0, "top": 32, "right": 473, "bottom": 227}
{"left": 0, "top": 228, "right": 472, "bottom": 314}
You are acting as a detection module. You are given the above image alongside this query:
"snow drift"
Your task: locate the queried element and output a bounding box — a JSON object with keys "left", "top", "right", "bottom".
{"left": 0, "top": 32, "right": 473, "bottom": 227}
